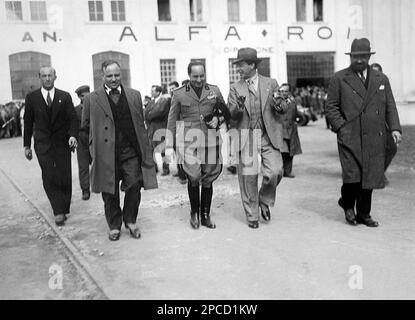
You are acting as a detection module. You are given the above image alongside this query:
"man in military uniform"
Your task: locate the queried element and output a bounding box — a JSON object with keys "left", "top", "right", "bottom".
{"left": 74, "top": 85, "right": 91, "bottom": 200}
{"left": 167, "top": 61, "right": 227, "bottom": 229}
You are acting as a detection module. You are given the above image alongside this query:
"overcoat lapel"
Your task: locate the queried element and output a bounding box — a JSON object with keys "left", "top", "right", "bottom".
{"left": 365, "top": 69, "right": 381, "bottom": 103}
{"left": 344, "top": 69, "right": 366, "bottom": 100}
{"left": 258, "top": 75, "right": 270, "bottom": 112}
{"left": 96, "top": 87, "right": 114, "bottom": 122}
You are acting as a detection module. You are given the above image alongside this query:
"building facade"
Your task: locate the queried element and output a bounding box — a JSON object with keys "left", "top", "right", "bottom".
{"left": 1, "top": 0, "right": 414, "bottom": 121}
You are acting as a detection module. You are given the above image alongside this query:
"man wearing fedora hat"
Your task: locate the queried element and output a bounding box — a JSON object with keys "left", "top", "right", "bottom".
{"left": 227, "top": 47, "right": 287, "bottom": 229}
{"left": 74, "top": 85, "right": 91, "bottom": 200}
{"left": 326, "top": 38, "right": 402, "bottom": 227}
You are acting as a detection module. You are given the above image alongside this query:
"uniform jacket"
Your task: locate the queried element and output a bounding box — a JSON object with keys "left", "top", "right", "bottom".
{"left": 24, "top": 88, "right": 78, "bottom": 155}
{"left": 144, "top": 96, "right": 170, "bottom": 145}
{"left": 281, "top": 96, "right": 302, "bottom": 157}
{"left": 82, "top": 85, "right": 157, "bottom": 194}
{"left": 227, "top": 74, "right": 284, "bottom": 151}
{"left": 167, "top": 83, "right": 226, "bottom": 148}
{"left": 326, "top": 67, "right": 401, "bottom": 189}
{"left": 75, "top": 103, "right": 89, "bottom": 145}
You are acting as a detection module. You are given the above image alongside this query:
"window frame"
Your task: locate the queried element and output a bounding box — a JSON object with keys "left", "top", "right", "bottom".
{"left": 5, "top": 1, "right": 23, "bottom": 21}
{"left": 227, "top": 0, "right": 240, "bottom": 22}
{"left": 110, "top": 0, "right": 125, "bottom": 22}
{"left": 88, "top": 0, "right": 104, "bottom": 22}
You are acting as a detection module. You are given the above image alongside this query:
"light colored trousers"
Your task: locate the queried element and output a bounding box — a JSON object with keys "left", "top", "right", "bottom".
{"left": 237, "top": 129, "right": 283, "bottom": 222}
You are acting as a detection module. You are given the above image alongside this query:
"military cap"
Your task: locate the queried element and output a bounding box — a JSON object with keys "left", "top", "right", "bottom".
{"left": 75, "top": 85, "right": 90, "bottom": 95}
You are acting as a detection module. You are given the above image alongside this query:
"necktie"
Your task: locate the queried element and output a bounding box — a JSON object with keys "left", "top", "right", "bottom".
{"left": 46, "top": 91, "right": 52, "bottom": 107}
{"left": 248, "top": 79, "right": 257, "bottom": 96}
{"left": 110, "top": 88, "right": 120, "bottom": 104}
{"left": 359, "top": 71, "right": 366, "bottom": 83}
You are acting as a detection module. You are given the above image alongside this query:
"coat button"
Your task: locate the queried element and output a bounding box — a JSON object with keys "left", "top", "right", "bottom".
{"left": 105, "top": 127, "right": 108, "bottom": 130}
{"left": 379, "top": 132, "right": 383, "bottom": 136}
{"left": 105, "top": 138, "right": 108, "bottom": 142}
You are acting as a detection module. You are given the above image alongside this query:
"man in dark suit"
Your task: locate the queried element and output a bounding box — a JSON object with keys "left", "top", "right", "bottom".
{"left": 276, "top": 83, "right": 302, "bottom": 178}
{"left": 144, "top": 85, "right": 170, "bottom": 176}
{"left": 82, "top": 60, "right": 157, "bottom": 241}
{"left": 227, "top": 48, "right": 288, "bottom": 229}
{"left": 74, "top": 85, "right": 91, "bottom": 200}
{"left": 326, "top": 38, "right": 402, "bottom": 227}
{"left": 24, "top": 67, "right": 78, "bottom": 226}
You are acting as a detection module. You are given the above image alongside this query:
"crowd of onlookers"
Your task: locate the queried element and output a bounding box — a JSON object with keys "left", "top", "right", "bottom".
{"left": 0, "top": 100, "right": 24, "bottom": 139}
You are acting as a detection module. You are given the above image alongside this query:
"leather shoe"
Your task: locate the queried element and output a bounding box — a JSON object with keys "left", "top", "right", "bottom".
{"left": 55, "top": 214, "right": 65, "bottom": 226}
{"left": 356, "top": 216, "right": 379, "bottom": 227}
{"left": 261, "top": 207, "right": 271, "bottom": 222}
{"left": 226, "top": 166, "right": 237, "bottom": 175}
{"left": 82, "top": 190, "right": 90, "bottom": 200}
{"left": 126, "top": 223, "right": 141, "bottom": 239}
{"left": 248, "top": 221, "right": 259, "bottom": 229}
{"left": 108, "top": 230, "right": 121, "bottom": 241}
{"left": 190, "top": 211, "right": 200, "bottom": 229}
{"left": 338, "top": 198, "right": 357, "bottom": 226}
{"left": 344, "top": 208, "right": 357, "bottom": 225}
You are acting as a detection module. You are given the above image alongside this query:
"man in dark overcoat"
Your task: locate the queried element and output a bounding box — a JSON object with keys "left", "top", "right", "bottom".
{"left": 144, "top": 85, "right": 170, "bottom": 176}
{"left": 24, "top": 67, "right": 78, "bottom": 226}
{"left": 326, "top": 38, "right": 402, "bottom": 227}
{"left": 74, "top": 85, "right": 91, "bottom": 200}
{"left": 276, "top": 83, "right": 302, "bottom": 178}
{"left": 82, "top": 60, "right": 157, "bottom": 241}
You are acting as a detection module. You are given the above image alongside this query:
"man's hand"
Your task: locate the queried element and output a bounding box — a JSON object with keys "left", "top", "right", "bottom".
{"left": 392, "top": 130, "right": 402, "bottom": 146}
{"left": 206, "top": 116, "right": 219, "bottom": 129}
{"left": 24, "top": 147, "right": 32, "bottom": 161}
{"left": 68, "top": 136, "right": 78, "bottom": 152}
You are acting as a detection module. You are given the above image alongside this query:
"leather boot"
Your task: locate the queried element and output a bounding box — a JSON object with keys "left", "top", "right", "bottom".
{"left": 201, "top": 187, "right": 216, "bottom": 228}
{"left": 187, "top": 182, "right": 200, "bottom": 229}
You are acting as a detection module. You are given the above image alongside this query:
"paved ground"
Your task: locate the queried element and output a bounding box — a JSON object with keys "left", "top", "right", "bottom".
{"left": 0, "top": 119, "right": 414, "bottom": 299}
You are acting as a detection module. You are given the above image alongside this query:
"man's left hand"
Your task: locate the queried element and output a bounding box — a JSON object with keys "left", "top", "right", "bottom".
{"left": 206, "top": 116, "right": 219, "bottom": 129}
{"left": 68, "top": 136, "right": 78, "bottom": 151}
{"left": 392, "top": 130, "right": 402, "bottom": 146}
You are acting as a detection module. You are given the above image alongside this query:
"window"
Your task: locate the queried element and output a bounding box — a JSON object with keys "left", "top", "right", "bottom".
{"left": 157, "top": 0, "right": 171, "bottom": 21}
{"left": 9, "top": 51, "right": 51, "bottom": 99}
{"left": 92, "top": 51, "right": 131, "bottom": 89}
{"left": 160, "top": 59, "right": 176, "bottom": 86}
{"left": 313, "top": 0, "right": 323, "bottom": 21}
{"left": 255, "top": 0, "right": 267, "bottom": 22}
{"left": 189, "top": 0, "right": 203, "bottom": 22}
{"left": 228, "top": 58, "right": 240, "bottom": 85}
{"left": 227, "top": 0, "right": 239, "bottom": 22}
{"left": 286, "top": 52, "right": 334, "bottom": 88}
{"left": 5, "top": 1, "right": 23, "bottom": 20}
{"left": 111, "top": 1, "right": 125, "bottom": 21}
{"left": 88, "top": 1, "right": 104, "bottom": 21}
{"left": 296, "top": 0, "right": 306, "bottom": 22}
{"left": 30, "top": 1, "right": 47, "bottom": 21}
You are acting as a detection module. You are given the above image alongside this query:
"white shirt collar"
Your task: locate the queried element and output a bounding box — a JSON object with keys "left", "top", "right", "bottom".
{"left": 357, "top": 68, "right": 368, "bottom": 79}
{"left": 41, "top": 87, "right": 55, "bottom": 104}
{"left": 104, "top": 85, "right": 122, "bottom": 95}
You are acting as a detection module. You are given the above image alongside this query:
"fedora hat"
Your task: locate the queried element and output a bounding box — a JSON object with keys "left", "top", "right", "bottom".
{"left": 345, "top": 38, "right": 376, "bottom": 55}
{"left": 232, "top": 47, "right": 262, "bottom": 64}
